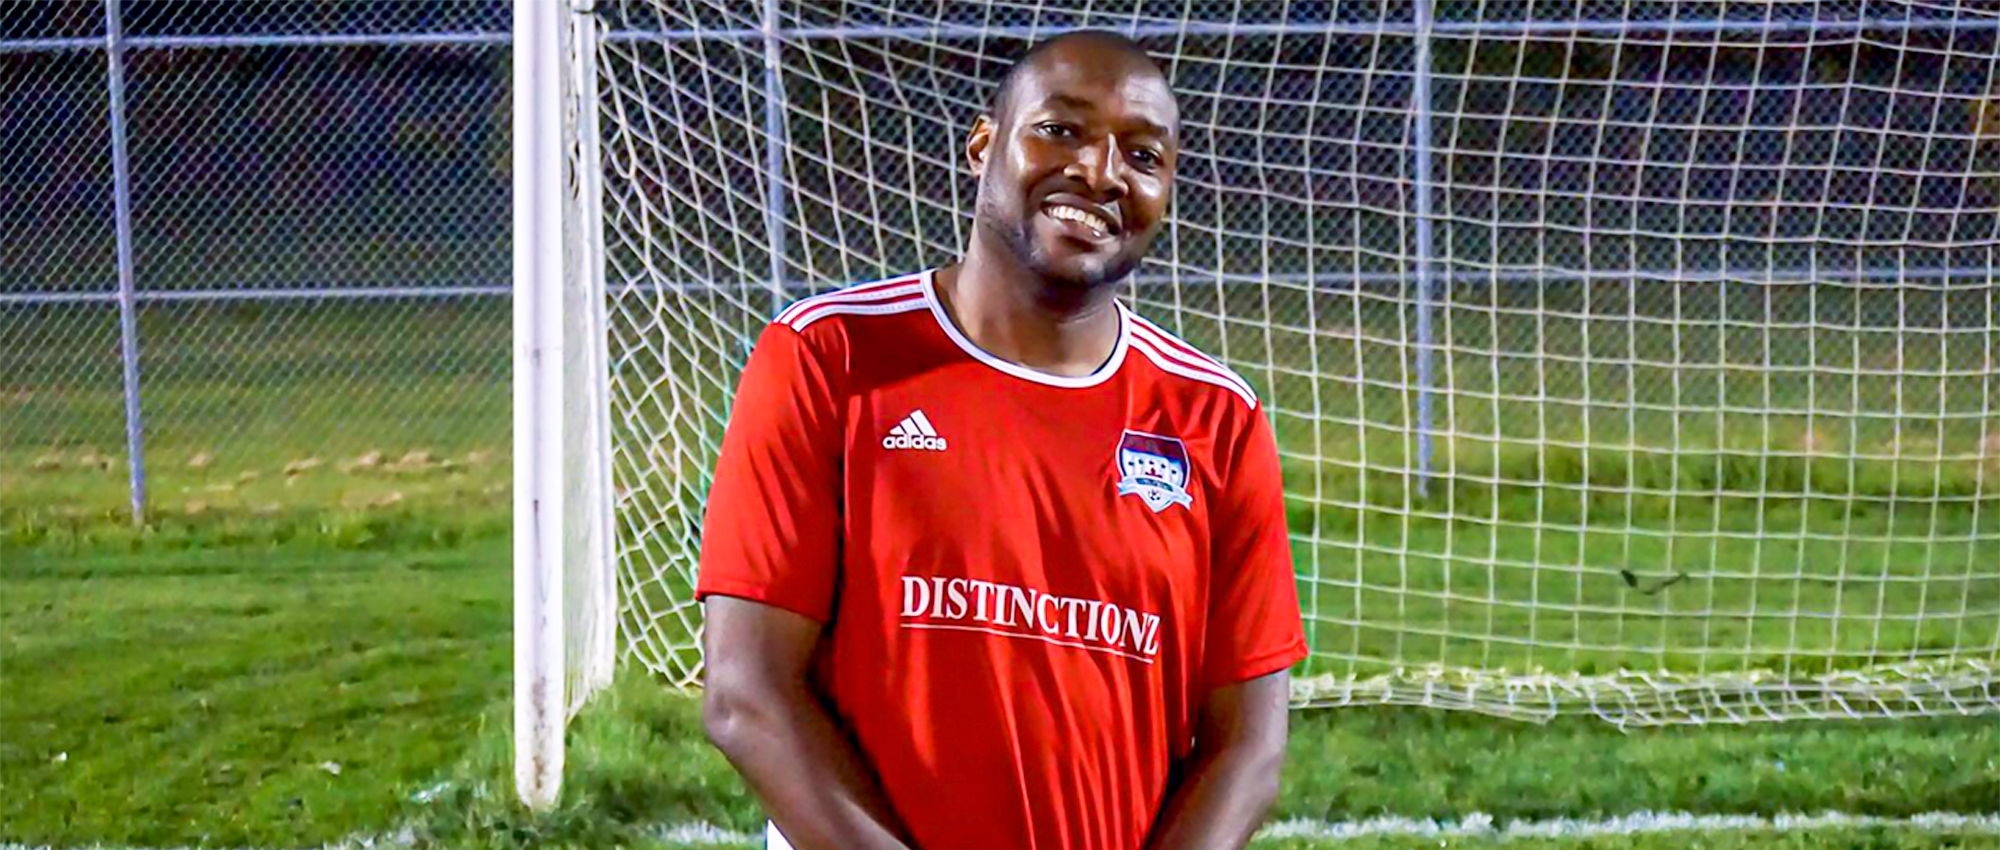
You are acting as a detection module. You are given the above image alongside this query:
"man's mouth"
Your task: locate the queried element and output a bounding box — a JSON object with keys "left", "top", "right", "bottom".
{"left": 1041, "top": 202, "right": 1118, "bottom": 241}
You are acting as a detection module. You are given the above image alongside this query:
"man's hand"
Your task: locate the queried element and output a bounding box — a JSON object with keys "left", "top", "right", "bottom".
{"left": 702, "top": 596, "right": 913, "bottom": 850}
{"left": 1143, "top": 670, "right": 1291, "bottom": 850}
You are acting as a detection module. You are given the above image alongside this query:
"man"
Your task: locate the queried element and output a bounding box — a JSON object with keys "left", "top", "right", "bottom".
{"left": 696, "top": 30, "right": 1307, "bottom": 850}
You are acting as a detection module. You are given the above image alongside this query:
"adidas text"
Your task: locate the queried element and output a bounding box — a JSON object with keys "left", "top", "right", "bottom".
{"left": 884, "top": 409, "right": 947, "bottom": 451}
{"left": 882, "top": 434, "right": 948, "bottom": 451}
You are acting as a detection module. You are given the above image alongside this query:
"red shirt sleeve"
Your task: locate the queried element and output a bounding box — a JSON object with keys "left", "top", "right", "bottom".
{"left": 1203, "top": 407, "right": 1309, "bottom": 690}
{"left": 695, "top": 321, "right": 844, "bottom": 622}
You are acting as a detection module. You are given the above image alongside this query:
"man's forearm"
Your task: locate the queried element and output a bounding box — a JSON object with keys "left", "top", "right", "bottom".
{"left": 705, "top": 681, "right": 911, "bottom": 850}
{"left": 1143, "top": 740, "right": 1284, "bottom": 850}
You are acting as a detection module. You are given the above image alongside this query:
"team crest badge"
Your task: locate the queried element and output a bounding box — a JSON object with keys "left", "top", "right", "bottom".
{"left": 1115, "top": 430, "right": 1194, "bottom": 513}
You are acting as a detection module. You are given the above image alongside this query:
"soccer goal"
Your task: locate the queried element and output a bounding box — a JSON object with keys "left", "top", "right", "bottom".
{"left": 517, "top": 0, "right": 2000, "bottom": 807}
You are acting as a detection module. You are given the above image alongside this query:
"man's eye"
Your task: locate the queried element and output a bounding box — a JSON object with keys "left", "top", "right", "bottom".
{"left": 1038, "top": 123, "right": 1075, "bottom": 138}
{"left": 1131, "top": 149, "right": 1161, "bottom": 166}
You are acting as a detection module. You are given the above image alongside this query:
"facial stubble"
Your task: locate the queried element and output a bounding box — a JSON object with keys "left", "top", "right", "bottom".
{"left": 975, "top": 171, "right": 1146, "bottom": 291}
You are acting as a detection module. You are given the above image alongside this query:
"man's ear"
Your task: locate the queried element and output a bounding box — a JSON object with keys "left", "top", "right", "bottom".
{"left": 967, "top": 114, "right": 995, "bottom": 177}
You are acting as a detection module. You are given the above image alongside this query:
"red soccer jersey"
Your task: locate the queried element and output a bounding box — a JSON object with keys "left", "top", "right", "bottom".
{"left": 696, "top": 269, "right": 1308, "bottom": 850}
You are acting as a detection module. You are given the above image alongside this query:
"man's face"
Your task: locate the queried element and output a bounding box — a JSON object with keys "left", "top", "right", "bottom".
{"left": 969, "top": 43, "right": 1179, "bottom": 290}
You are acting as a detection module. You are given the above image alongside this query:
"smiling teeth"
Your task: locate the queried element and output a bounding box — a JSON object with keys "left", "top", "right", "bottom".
{"left": 1048, "top": 205, "right": 1109, "bottom": 234}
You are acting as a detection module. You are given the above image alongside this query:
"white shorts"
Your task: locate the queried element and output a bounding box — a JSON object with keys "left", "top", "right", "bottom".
{"left": 766, "top": 821, "right": 793, "bottom": 850}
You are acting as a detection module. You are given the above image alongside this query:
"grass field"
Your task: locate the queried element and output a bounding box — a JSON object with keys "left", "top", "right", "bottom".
{"left": 4, "top": 518, "right": 1997, "bottom": 849}
{"left": 4, "top": 295, "right": 1997, "bottom": 848}
{"left": 6, "top": 515, "right": 1998, "bottom": 849}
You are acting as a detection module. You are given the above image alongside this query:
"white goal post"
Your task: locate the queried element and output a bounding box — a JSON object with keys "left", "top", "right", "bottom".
{"left": 514, "top": 0, "right": 618, "bottom": 809}
{"left": 520, "top": 0, "right": 2000, "bottom": 808}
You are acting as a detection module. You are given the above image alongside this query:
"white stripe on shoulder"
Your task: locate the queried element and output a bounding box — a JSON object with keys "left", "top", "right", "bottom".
{"left": 785, "top": 294, "right": 927, "bottom": 331}
{"left": 774, "top": 275, "right": 923, "bottom": 325}
{"left": 774, "top": 274, "right": 919, "bottom": 323}
{"left": 775, "top": 280, "right": 923, "bottom": 325}
{"left": 1123, "top": 313, "right": 1250, "bottom": 381}
{"left": 1123, "top": 318, "right": 1259, "bottom": 407}
{"left": 1128, "top": 335, "right": 1260, "bottom": 409}
{"left": 1127, "top": 325, "right": 1255, "bottom": 399}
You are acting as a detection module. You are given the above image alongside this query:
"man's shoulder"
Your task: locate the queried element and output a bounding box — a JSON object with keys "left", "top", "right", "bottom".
{"left": 770, "top": 273, "right": 932, "bottom": 336}
{"left": 1121, "top": 308, "right": 1261, "bottom": 412}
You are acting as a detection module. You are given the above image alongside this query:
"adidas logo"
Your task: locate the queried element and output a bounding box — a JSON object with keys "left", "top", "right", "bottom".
{"left": 882, "top": 409, "right": 948, "bottom": 452}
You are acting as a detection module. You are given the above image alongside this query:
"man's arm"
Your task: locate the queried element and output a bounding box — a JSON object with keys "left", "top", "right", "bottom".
{"left": 1143, "top": 670, "right": 1290, "bottom": 850}
{"left": 701, "top": 596, "right": 912, "bottom": 850}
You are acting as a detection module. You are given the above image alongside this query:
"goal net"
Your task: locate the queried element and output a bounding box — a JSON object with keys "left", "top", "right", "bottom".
{"left": 541, "top": 0, "right": 2000, "bottom": 743}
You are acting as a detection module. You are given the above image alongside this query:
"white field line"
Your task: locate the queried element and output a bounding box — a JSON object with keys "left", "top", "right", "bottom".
{"left": 1260, "top": 810, "right": 2000, "bottom": 841}
{"left": 6, "top": 812, "right": 1997, "bottom": 849}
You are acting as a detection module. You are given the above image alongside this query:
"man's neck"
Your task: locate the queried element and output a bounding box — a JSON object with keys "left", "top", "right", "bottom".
{"left": 936, "top": 231, "right": 1122, "bottom": 378}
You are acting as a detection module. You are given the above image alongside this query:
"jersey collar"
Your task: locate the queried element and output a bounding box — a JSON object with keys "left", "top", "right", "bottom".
{"left": 921, "top": 268, "right": 1130, "bottom": 389}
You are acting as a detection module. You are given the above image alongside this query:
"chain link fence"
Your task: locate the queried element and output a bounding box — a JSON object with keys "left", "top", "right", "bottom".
{"left": 2, "top": 1, "right": 512, "bottom": 529}
{"left": 6, "top": 0, "right": 1999, "bottom": 539}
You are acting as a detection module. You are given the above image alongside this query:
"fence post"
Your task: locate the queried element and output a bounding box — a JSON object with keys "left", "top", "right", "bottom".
{"left": 103, "top": 0, "right": 146, "bottom": 524}
{"left": 1412, "top": 0, "right": 1437, "bottom": 499}
{"left": 761, "top": 0, "right": 788, "bottom": 305}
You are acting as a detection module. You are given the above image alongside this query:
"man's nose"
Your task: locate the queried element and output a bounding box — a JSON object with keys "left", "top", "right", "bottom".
{"left": 1066, "top": 137, "right": 1127, "bottom": 199}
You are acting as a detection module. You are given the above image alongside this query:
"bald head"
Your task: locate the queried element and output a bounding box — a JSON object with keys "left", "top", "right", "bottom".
{"left": 987, "top": 31, "right": 1170, "bottom": 128}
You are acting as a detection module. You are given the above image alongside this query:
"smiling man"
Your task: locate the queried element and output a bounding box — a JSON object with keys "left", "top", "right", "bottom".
{"left": 696, "top": 31, "right": 1308, "bottom": 850}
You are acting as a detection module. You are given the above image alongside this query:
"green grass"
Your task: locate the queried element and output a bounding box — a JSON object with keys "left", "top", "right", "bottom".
{"left": 4, "top": 293, "right": 1998, "bottom": 848}
{"left": 1, "top": 298, "right": 511, "bottom": 529}
{"left": 5, "top": 520, "right": 1996, "bottom": 849}
{"left": 2, "top": 536, "right": 512, "bottom": 847}
{"left": 401, "top": 669, "right": 1999, "bottom": 850}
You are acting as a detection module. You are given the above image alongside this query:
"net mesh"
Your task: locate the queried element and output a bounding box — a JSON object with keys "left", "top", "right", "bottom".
{"left": 575, "top": 0, "right": 2000, "bottom": 724}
